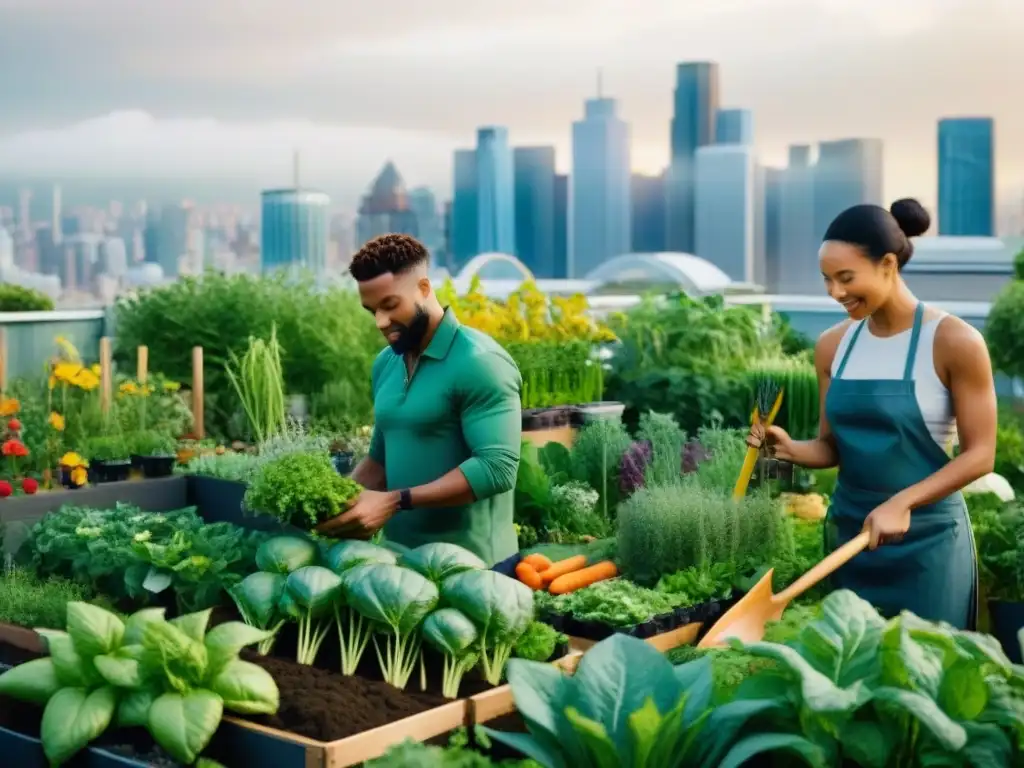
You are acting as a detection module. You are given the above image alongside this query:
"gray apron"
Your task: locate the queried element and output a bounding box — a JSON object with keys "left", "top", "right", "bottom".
{"left": 825, "top": 302, "right": 978, "bottom": 629}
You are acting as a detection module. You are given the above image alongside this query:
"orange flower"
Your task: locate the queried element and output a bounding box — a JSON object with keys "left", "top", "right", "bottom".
{"left": 0, "top": 398, "right": 19, "bottom": 417}
{"left": 48, "top": 412, "right": 65, "bottom": 431}
{"left": 70, "top": 466, "right": 88, "bottom": 487}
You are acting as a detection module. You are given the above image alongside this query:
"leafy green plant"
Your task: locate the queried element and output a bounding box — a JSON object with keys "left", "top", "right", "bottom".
{"left": 442, "top": 569, "right": 534, "bottom": 685}
{"left": 0, "top": 283, "right": 55, "bottom": 311}
{"left": 399, "top": 542, "right": 487, "bottom": 583}
{"left": 655, "top": 562, "right": 738, "bottom": 606}
{"left": 228, "top": 572, "right": 286, "bottom": 655}
{"left": 507, "top": 340, "right": 603, "bottom": 408}
{"left": 513, "top": 621, "right": 567, "bottom": 662}
{"left": 281, "top": 565, "right": 343, "bottom": 665}
{"left": 569, "top": 419, "right": 633, "bottom": 519}
{"left": 535, "top": 579, "right": 687, "bottom": 629}
{"left": 255, "top": 535, "right": 319, "bottom": 574}
{"left": 0, "top": 569, "right": 118, "bottom": 631}
{"left": 325, "top": 541, "right": 397, "bottom": 674}
{"left": 345, "top": 563, "right": 440, "bottom": 688}
{"left": 125, "top": 430, "right": 178, "bottom": 457}
{"left": 82, "top": 434, "right": 130, "bottom": 462}
{"left": 483, "top": 632, "right": 824, "bottom": 767}
{"left": 177, "top": 451, "right": 261, "bottom": 482}
{"left": 969, "top": 498, "right": 1024, "bottom": 602}
{"left": 422, "top": 608, "right": 480, "bottom": 698}
{"left": 243, "top": 451, "right": 362, "bottom": 529}
{"left": 226, "top": 326, "right": 287, "bottom": 444}
{"left": 0, "top": 602, "right": 279, "bottom": 765}
{"left": 730, "top": 589, "right": 1024, "bottom": 766}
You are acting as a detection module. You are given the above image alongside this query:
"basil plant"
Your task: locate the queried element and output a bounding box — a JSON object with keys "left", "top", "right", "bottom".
{"left": 0, "top": 602, "right": 279, "bottom": 766}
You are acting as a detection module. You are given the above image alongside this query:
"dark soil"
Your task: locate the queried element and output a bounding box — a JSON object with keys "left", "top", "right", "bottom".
{"left": 101, "top": 728, "right": 181, "bottom": 767}
{"left": 472, "top": 712, "right": 529, "bottom": 760}
{"left": 241, "top": 650, "right": 456, "bottom": 742}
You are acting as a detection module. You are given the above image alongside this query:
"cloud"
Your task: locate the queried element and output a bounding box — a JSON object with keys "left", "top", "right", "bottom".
{"left": 0, "top": 0, "right": 1020, "bottom": 207}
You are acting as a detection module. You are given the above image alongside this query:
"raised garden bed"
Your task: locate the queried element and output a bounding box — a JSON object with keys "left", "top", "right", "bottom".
{"left": 185, "top": 475, "right": 285, "bottom": 532}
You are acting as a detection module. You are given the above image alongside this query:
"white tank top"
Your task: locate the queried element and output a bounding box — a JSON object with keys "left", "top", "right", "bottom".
{"left": 831, "top": 315, "right": 956, "bottom": 449}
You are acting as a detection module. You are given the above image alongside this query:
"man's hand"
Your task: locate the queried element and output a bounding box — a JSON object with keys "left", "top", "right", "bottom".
{"left": 316, "top": 490, "right": 400, "bottom": 538}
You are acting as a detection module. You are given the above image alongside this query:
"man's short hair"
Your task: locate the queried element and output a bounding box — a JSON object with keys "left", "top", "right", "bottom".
{"left": 349, "top": 234, "right": 430, "bottom": 282}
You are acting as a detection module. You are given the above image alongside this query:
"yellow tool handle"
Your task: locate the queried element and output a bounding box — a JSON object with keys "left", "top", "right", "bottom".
{"left": 732, "top": 389, "right": 785, "bottom": 500}
{"left": 773, "top": 531, "right": 870, "bottom": 605}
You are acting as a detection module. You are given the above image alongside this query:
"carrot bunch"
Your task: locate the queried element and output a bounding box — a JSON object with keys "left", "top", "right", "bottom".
{"left": 514, "top": 553, "right": 618, "bottom": 595}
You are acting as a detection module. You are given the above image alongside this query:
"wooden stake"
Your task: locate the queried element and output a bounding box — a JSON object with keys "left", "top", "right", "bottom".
{"left": 192, "top": 346, "right": 204, "bottom": 439}
{"left": 137, "top": 345, "right": 148, "bottom": 384}
{"left": 0, "top": 326, "right": 7, "bottom": 396}
{"left": 99, "top": 337, "right": 112, "bottom": 414}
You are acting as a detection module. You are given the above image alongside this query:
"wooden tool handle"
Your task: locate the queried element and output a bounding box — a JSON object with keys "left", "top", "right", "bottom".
{"left": 773, "top": 531, "right": 870, "bottom": 605}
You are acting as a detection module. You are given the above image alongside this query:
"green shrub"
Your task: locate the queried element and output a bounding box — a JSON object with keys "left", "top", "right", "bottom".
{"left": 0, "top": 283, "right": 54, "bottom": 311}
{"left": 995, "top": 408, "right": 1024, "bottom": 492}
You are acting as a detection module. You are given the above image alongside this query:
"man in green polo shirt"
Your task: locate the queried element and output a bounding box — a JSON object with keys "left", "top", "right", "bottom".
{"left": 315, "top": 233, "right": 522, "bottom": 566}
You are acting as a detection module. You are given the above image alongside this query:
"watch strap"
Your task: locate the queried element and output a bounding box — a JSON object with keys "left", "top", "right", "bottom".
{"left": 399, "top": 489, "right": 413, "bottom": 510}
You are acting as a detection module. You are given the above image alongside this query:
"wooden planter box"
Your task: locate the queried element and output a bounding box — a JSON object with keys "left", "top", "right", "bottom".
{"left": 207, "top": 700, "right": 470, "bottom": 768}
{"left": 566, "top": 621, "right": 702, "bottom": 653}
{"left": 0, "top": 477, "right": 189, "bottom": 557}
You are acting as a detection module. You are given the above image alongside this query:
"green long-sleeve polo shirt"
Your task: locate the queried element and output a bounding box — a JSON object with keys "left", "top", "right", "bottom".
{"left": 368, "top": 308, "right": 521, "bottom": 565}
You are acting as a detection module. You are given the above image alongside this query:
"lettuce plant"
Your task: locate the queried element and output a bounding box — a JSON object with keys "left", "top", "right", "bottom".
{"left": 399, "top": 542, "right": 486, "bottom": 583}
{"left": 346, "top": 563, "right": 439, "bottom": 688}
{"left": 442, "top": 570, "right": 533, "bottom": 685}
{"left": 422, "top": 608, "right": 480, "bottom": 698}
{"left": 483, "top": 632, "right": 824, "bottom": 768}
{"left": 0, "top": 602, "right": 279, "bottom": 766}
{"left": 280, "top": 565, "right": 342, "bottom": 665}
{"left": 731, "top": 589, "right": 1024, "bottom": 766}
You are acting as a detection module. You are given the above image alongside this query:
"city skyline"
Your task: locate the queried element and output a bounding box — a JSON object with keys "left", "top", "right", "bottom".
{"left": 0, "top": 0, "right": 1021, "bottom": 211}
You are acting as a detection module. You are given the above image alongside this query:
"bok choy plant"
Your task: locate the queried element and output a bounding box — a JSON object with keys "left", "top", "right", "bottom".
{"left": 281, "top": 565, "right": 343, "bottom": 665}
{"left": 421, "top": 608, "right": 480, "bottom": 699}
{"left": 0, "top": 602, "right": 279, "bottom": 766}
{"left": 345, "top": 563, "right": 439, "bottom": 689}
{"left": 326, "top": 542, "right": 396, "bottom": 674}
{"left": 399, "top": 542, "right": 486, "bottom": 583}
{"left": 255, "top": 535, "right": 319, "bottom": 574}
{"left": 442, "top": 569, "right": 533, "bottom": 685}
{"left": 228, "top": 571, "right": 286, "bottom": 655}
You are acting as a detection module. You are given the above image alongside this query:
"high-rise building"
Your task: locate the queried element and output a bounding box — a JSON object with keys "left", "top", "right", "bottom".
{"left": 144, "top": 204, "right": 191, "bottom": 279}
{"left": 631, "top": 172, "right": 667, "bottom": 253}
{"left": 778, "top": 145, "right": 818, "bottom": 295}
{"left": 694, "top": 145, "right": 756, "bottom": 282}
{"left": 355, "top": 162, "right": 419, "bottom": 248}
{"left": 666, "top": 62, "right": 720, "bottom": 253}
{"left": 513, "top": 147, "right": 557, "bottom": 278}
{"left": 553, "top": 175, "right": 569, "bottom": 279}
{"left": 408, "top": 187, "right": 443, "bottom": 259}
{"left": 812, "top": 138, "right": 884, "bottom": 242}
{"left": 761, "top": 167, "right": 784, "bottom": 293}
{"left": 449, "top": 128, "right": 516, "bottom": 267}
{"left": 450, "top": 150, "right": 478, "bottom": 268}
{"left": 715, "top": 108, "right": 753, "bottom": 146}
{"left": 571, "top": 96, "right": 631, "bottom": 277}
{"left": 937, "top": 117, "right": 995, "bottom": 236}
{"left": 259, "top": 189, "right": 330, "bottom": 274}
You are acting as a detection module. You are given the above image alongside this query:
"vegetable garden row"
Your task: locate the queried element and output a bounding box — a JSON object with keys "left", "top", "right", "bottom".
{"left": 0, "top": 272, "right": 1021, "bottom": 766}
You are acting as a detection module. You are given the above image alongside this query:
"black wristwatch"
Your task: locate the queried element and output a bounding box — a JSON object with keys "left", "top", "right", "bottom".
{"left": 398, "top": 489, "right": 413, "bottom": 511}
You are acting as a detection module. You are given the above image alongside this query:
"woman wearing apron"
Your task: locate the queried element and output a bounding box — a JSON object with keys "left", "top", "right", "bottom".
{"left": 748, "top": 198, "right": 996, "bottom": 629}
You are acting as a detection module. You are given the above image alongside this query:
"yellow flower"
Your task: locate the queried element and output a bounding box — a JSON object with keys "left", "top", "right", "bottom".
{"left": 90, "top": 364, "right": 100, "bottom": 375}
{"left": 53, "top": 336, "right": 81, "bottom": 363}
{"left": 72, "top": 368, "right": 100, "bottom": 391}
{"left": 0, "top": 398, "right": 19, "bottom": 417}
{"left": 52, "top": 362, "right": 82, "bottom": 383}
{"left": 48, "top": 374, "right": 57, "bottom": 390}
{"left": 119, "top": 381, "right": 139, "bottom": 395}
{"left": 59, "top": 452, "right": 88, "bottom": 468}
{"left": 48, "top": 412, "right": 65, "bottom": 431}
{"left": 70, "top": 466, "right": 88, "bottom": 487}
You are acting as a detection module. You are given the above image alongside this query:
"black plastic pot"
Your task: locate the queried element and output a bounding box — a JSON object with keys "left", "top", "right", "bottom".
{"left": 132, "top": 455, "right": 175, "bottom": 479}
{"left": 57, "top": 466, "right": 83, "bottom": 489}
{"left": 521, "top": 406, "right": 578, "bottom": 431}
{"left": 988, "top": 598, "right": 1024, "bottom": 663}
{"left": 88, "top": 459, "right": 132, "bottom": 484}
{"left": 331, "top": 451, "right": 354, "bottom": 475}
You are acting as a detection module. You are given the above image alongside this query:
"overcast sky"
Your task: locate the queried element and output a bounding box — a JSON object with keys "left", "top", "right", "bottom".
{"left": 0, "top": 0, "right": 1020, "bottom": 209}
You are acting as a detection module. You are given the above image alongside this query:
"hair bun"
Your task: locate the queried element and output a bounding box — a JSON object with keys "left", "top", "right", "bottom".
{"left": 890, "top": 198, "right": 930, "bottom": 239}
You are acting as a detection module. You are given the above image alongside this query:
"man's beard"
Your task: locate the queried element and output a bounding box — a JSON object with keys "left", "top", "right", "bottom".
{"left": 386, "top": 304, "right": 430, "bottom": 355}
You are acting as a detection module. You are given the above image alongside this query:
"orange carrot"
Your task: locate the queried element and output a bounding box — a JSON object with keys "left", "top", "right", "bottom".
{"left": 515, "top": 561, "right": 544, "bottom": 590}
{"left": 548, "top": 561, "right": 619, "bottom": 595}
{"left": 521, "top": 553, "right": 553, "bottom": 572}
{"left": 540, "top": 555, "right": 588, "bottom": 586}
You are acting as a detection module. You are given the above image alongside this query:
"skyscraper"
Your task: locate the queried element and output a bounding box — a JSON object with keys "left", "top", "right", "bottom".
{"left": 777, "top": 145, "right": 818, "bottom": 295}
{"left": 408, "top": 187, "right": 443, "bottom": 258}
{"left": 761, "top": 167, "right": 784, "bottom": 293}
{"left": 355, "top": 162, "right": 419, "bottom": 248}
{"left": 715, "top": 108, "right": 753, "bottom": 146}
{"left": 513, "top": 147, "right": 557, "bottom": 278}
{"left": 666, "top": 62, "right": 720, "bottom": 253}
{"left": 449, "top": 128, "right": 516, "bottom": 267}
{"left": 259, "top": 189, "right": 330, "bottom": 274}
{"left": 694, "top": 145, "right": 756, "bottom": 282}
{"left": 812, "top": 139, "right": 884, "bottom": 242}
{"left": 571, "top": 95, "right": 631, "bottom": 277}
{"left": 553, "top": 175, "right": 569, "bottom": 279}
{"left": 937, "top": 117, "right": 995, "bottom": 236}
{"left": 631, "top": 172, "right": 667, "bottom": 253}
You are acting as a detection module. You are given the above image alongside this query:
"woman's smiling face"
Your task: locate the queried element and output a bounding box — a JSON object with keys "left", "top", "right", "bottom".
{"left": 819, "top": 240, "right": 899, "bottom": 320}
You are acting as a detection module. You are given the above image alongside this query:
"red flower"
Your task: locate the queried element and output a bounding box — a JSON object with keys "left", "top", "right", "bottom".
{"left": 1, "top": 439, "right": 28, "bottom": 457}
{"left": 0, "top": 481, "right": 12, "bottom": 498}
{"left": 21, "top": 477, "right": 38, "bottom": 495}
{"left": 7, "top": 419, "right": 20, "bottom": 432}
